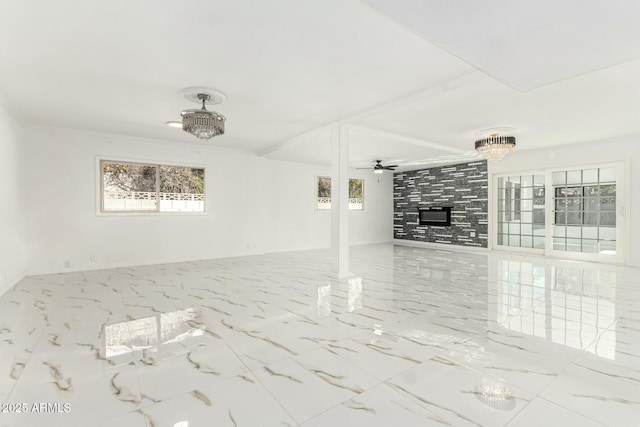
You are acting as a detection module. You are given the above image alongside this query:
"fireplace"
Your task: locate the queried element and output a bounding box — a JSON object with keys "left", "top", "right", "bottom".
{"left": 418, "top": 207, "right": 452, "bottom": 226}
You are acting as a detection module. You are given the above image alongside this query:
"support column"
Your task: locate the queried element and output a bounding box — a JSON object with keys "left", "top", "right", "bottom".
{"left": 331, "top": 124, "right": 350, "bottom": 278}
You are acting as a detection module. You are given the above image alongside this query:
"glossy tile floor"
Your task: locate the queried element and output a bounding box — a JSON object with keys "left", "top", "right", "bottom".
{"left": 1, "top": 243, "right": 639, "bottom": 426}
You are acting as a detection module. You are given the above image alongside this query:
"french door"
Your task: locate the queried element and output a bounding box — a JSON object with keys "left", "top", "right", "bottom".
{"left": 493, "top": 162, "right": 625, "bottom": 263}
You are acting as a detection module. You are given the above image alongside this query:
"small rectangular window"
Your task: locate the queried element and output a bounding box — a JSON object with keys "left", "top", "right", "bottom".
{"left": 349, "top": 178, "right": 364, "bottom": 210}
{"left": 315, "top": 176, "right": 364, "bottom": 210}
{"left": 101, "top": 160, "right": 205, "bottom": 213}
{"left": 316, "top": 176, "right": 332, "bottom": 210}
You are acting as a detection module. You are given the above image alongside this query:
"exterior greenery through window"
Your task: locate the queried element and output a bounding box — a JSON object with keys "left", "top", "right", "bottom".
{"left": 316, "top": 176, "right": 364, "bottom": 210}
{"left": 101, "top": 160, "right": 205, "bottom": 212}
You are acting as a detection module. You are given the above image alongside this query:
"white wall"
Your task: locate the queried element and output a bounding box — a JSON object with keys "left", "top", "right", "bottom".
{"left": 24, "top": 127, "right": 393, "bottom": 274}
{"left": 0, "top": 104, "right": 27, "bottom": 294}
{"left": 489, "top": 136, "right": 638, "bottom": 266}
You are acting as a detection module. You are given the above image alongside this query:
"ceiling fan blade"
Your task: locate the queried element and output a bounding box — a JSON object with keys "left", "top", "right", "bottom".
{"left": 356, "top": 167, "right": 374, "bottom": 170}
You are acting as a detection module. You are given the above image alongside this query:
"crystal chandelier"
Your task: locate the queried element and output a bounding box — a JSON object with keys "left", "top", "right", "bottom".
{"left": 181, "top": 93, "right": 225, "bottom": 140}
{"left": 474, "top": 127, "right": 516, "bottom": 161}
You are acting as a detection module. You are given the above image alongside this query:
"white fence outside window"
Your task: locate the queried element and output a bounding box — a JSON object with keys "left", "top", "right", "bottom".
{"left": 316, "top": 197, "right": 363, "bottom": 210}
{"left": 104, "top": 191, "right": 204, "bottom": 212}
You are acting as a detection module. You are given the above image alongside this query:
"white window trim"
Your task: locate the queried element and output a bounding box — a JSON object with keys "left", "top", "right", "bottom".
{"left": 314, "top": 175, "right": 366, "bottom": 213}
{"left": 96, "top": 156, "right": 207, "bottom": 216}
{"left": 491, "top": 161, "right": 627, "bottom": 264}
{"left": 491, "top": 169, "right": 546, "bottom": 255}
{"left": 544, "top": 161, "right": 625, "bottom": 265}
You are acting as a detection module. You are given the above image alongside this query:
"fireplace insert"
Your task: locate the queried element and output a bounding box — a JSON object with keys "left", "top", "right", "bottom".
{"left": 418, "top": 207, "right": 452, "bottom": 226}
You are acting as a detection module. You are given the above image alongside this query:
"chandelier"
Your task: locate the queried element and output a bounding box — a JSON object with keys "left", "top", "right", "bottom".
{"left": 474, "top": 127, "right": 516, "bottom": 161}
{"left": 180, "top": 90, "right": 226, "bottom": 140}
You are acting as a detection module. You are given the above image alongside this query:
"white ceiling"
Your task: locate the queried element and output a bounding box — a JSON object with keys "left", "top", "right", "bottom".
{"left": 362, "top": 0, "right": 640, "bottom": 91}
{"left": 1, "top": 0, "right": 639, "bottom": 170}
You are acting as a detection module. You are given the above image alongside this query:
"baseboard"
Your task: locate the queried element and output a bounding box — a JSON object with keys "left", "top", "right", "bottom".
{"left": 393, "top": 239, "right": 490, "bottom": 254}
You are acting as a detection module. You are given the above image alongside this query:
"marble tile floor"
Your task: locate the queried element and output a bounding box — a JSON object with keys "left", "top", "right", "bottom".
{"left": 1, "top": 243, "right": 639, "bottom": 426}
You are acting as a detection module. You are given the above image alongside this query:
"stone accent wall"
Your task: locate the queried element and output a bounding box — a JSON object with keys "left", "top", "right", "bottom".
{"left": 393, "top": 161, "right": 488, "bottom": 247}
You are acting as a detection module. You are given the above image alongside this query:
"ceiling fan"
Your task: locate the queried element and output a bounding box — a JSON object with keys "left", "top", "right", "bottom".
{"left": 358, "top": 160, "right": 399, "bottom": 174}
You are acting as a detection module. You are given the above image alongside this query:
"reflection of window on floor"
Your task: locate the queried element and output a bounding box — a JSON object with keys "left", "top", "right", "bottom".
{"left": 316, "top": 176, "right": 364, "bottom": 210}
{"left": 552, "top": 168, "right": 616, "bottom": 254}
{"left": 317, "top": 285, "right": 332, "bottom": 318}
{"left": 348, "top": 277, "right": 363, "bottom": 312}
{"left": 104, "top": 308, "right": 202, "bottom": 358}
{"left": 497, "top": 260, "right": 616, "bottom": 360}
{"left": 497, "top": 174, "right": 545, "bottom": 248}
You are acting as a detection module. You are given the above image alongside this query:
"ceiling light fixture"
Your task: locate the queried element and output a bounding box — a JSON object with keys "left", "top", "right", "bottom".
{"left": 179, "top": 88, "right": 226, "bottom": 140}
{"left": 474, "top": 127, "right": 516, "bottom": 161}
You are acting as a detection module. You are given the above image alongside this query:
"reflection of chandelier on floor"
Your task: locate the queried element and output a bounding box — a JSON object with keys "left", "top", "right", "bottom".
{"left": 475, "top": 127, "right": 516, "bottom": 161}
{"left": 474, "top": 376, "right": 517, "bottom": 411}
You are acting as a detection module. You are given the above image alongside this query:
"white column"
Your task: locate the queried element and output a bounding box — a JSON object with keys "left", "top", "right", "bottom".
{"left": 331, "top": 124, "right": 350, "bottom": 278}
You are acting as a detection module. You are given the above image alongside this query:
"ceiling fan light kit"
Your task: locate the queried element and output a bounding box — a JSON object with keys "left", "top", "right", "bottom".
{"left": 178, "top": 88, "right": 226, "bottom": 140}
{"left": 474, "top": 127, "right": 516, "bottom": 161}
{"left": 358, "top": 160, "right": 398, "bottom": 173}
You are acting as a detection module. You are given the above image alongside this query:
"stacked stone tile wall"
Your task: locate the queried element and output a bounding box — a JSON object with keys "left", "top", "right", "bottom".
{"left": 393, "top": 160, "right": 488, "bottom": 247}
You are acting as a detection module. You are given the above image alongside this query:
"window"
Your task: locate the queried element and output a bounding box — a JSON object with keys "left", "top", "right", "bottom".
{"left": 315, "top": 176, "right": 364, "bottom": 210}
{"left": 349, "top": 178, "right": 364, "bottom": 210}
{"left": 497, "top": 174, "right": 545, "bottom": 249}
{"left": 494, "top": 163, "right": 623, "bottom": 262}
{"left": 317, "top": 176, "right": 331, "bottom": 210}
{"left": 552, "top": 167, "right": 616, "bottom": 254}
{"left": 101, "top": 160, "right": 205, "bottom": 213}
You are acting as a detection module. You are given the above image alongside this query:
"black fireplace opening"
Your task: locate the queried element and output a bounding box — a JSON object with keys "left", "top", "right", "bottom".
{"left": 418, "top": 207, "right": 452, "bottom": 226}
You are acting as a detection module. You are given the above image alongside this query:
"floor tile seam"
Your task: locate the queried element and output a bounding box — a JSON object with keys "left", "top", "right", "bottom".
{"left": 526, "top": 349, "right": 600, "bottom": 418}
{"left": 3, "top": 324, "right": 48, "bottom": 405}
{"left": 381, "top": 372, "right": 510, "bottom": 427}
{"left": 559, "top": 361, "right": 640, "bottom": 394}
{"left": 294, "top": 338, "right": 400, "bottom": 387}
{"left": 279, "top": 359, "right": 387, "bottom": 426}
{"left": 247, "top": 364, "right": 306, "bottom": 425}
{"left": 251, "top": 346, "right": 386, "bottom": 424}
{"left": 420, "top": 349, "right": 550, "bottom": 400}
{"left": 217, "top": 328, "right": 300, "bottom": 423}
{"left": 572, "top": 357, "right": 640, "bottom": 389}
{"left": 504, "top": 395, "right": 608, "bottom": 427}
{"left": 292, "top": 381, "right": 438, "bottom": 427}
{"left": 581, "top": 316, "right": 619, "bottom": 355}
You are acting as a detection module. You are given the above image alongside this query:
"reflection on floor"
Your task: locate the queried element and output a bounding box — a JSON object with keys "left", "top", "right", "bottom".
{"left": 1, "top": 243, "right": 639, "bottom": 426}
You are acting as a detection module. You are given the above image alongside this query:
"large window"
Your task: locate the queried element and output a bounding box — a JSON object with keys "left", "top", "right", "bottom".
{"left": 494, "top": 163, "right": 623, "bottom": 262}
{"left": 552, "top": 167, "right": 616, "bottom": 254}
{"left": 101, "top": 160, "right": 205, "bottom": 213}
{"left": 316, "top": 176, "right": 364, "bottom": 210}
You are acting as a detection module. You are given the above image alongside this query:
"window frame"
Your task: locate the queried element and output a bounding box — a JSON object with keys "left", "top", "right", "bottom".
{"left": 314, "top": 175, "right": 365, "bottom": 212}
{"left": 491, "top": 161, "right": 626, "bottom": 264}
{"left": 97, "top": 157, "right": 207, "bottom": 216}
{"left": 492, "top": 170, "right": 546, "bottom": 255}
{"left": 349, "top": 178, "right": 365, "bottom": 211}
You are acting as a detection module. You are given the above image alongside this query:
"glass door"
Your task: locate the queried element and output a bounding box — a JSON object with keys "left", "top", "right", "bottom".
{"left": 494, "top": 163, "right": 625, "bottom": 263}
{"left": 548, "top": 165, "right": 622, "bottom": 261}
{"left": 496, "top": 173, "right": 546, "bottom": 250}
